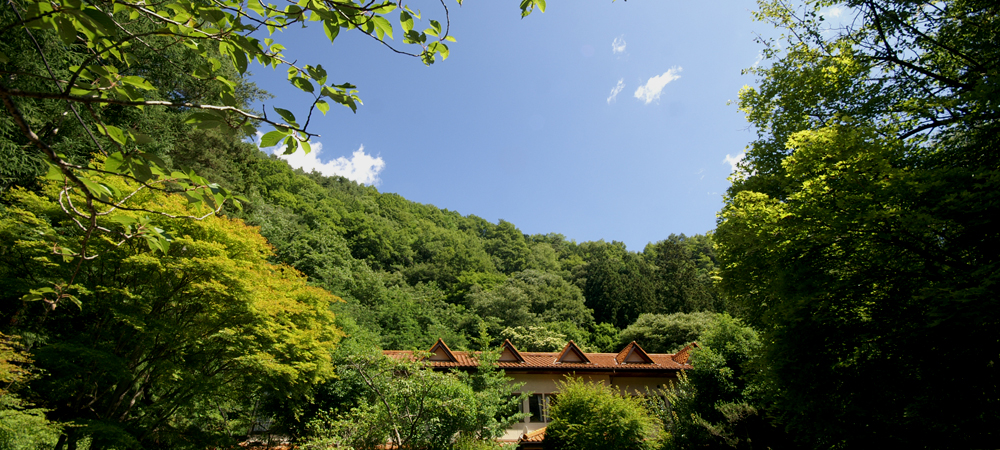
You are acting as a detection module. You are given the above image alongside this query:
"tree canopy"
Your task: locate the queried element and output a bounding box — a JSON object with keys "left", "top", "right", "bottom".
{"left": 716, "top": 0, "right": 999, "bottom": 446}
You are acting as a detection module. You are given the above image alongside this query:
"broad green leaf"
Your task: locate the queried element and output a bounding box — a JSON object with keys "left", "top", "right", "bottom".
{"left": 300, "top": 139, "right": 311, "bottom": 154}
{"left": 323, "top": 19, "right": 340, "bottom": 42}
{"left": 105, "top": 152, "right": 126, "bottom": 172}
{"left": 273, "top": 107, "right": 296, "bottom": 124}
{"left": 100, "top": 125, "right": 127, "bottom": 145}
{"left": 260, "top": 130, "right": 286, "bottom": 147}
{"left": 122, "top": 76, "right": 155, "bottom": 90}
{"left": 372, "top": 16, "right": 392, "bottom": 40}
{"left": 55, "top": 16, "right": 77, "bottom": 44}
{"left": 44, "top": 163, "right": 64, "bottom": 181}
{"left": 425, "top": 19, "right": 441, "bottom": 36}
{"left": 291, "top": 76, "right": 315, "bottom": 93}
{"left": 400, "top": 10, "right": 413, "bottom": 33}
{"left": 306, "top": 64, "right": 328, "bottom": 84}
{"left": 371, "top": 2, "right": 397, "bottom": 14}
{"left": 315, "top": 100, "right": 330, "bottom": 115}
{"left": 80, "top": 177, "right": 113, "bottom": 199}
{"left": 282, "top": 136, "right": 297, "bottom": 155}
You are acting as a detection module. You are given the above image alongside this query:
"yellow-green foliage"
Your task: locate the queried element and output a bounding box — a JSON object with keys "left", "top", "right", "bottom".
{"left": 0, "top": 178, "right": 343, "bottom": 448}
{"left": 546, "top": 376, "right": 657, "bottom": 450}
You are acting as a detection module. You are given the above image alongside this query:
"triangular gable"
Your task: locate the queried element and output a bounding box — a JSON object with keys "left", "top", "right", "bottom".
{"left": 555, "top": 341, "right": 591, "bottom": 364}
{"left": 498, "top": 339, "right": 526, "bottom": 363}
{"left": 427, "top": 338, "right": 458, "bottom": 362}
{"left": 615, "top": 341, "right": 655, "bottom": 364}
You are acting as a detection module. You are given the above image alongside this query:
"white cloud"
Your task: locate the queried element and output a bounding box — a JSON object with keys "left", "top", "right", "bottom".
{"left": 633, "top": 67, "right": 682, "bottom": 104}
{"left": 723, "top": 152, "right": 745, "bottom": 173}
{"left": 258, "top": 134, "right": 385, "bottom": 185}
{"left": 607, "top": 79, "right": 625, "bottom": 104}
{"left": 824, "top": 6, "right": 844, "bottom": 17}
{"left": 612, "top": 35, "right": 626, "bottom": 54}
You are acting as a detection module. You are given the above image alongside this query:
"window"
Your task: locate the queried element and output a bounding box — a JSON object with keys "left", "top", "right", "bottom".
{"left": 527, "top": 393, "right": 557, "bottom": 423}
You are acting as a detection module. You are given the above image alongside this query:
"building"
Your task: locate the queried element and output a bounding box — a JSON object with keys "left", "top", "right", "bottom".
{"left": 385, "top": 338, "right": 695, "bottom": 443}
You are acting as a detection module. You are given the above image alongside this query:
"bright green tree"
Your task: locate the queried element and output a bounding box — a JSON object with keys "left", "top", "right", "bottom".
{"left": 301, "top": 344, "right": 525, "bottom": 450}
{"left": 716, "top": 0, "right": 999, "bottom": 447}
{"left": 618, "top": 312, "right": 718, "bottom": 353}
{"left": 546, "top": 376, "right": 657, "bottom": 450}
{"left": 0, "top": 176, "right": 342, "bottom": 448}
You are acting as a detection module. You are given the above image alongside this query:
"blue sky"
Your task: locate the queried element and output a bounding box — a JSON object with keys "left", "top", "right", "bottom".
{"left": 251, "top": 0, "right": 775, "bottom": 251}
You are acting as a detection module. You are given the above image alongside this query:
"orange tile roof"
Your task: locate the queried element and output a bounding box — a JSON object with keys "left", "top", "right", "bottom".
{"left": 672, "top": 342, "right": 700, "bottom": 365}
{"left": 385, "top": 339, "right": 694, "bottom": 372}
{"left": 521, "top": 426, "right": 547, "bottom": 443}
{"left": 615, "top": 341, "right": 655, "bottom": 365}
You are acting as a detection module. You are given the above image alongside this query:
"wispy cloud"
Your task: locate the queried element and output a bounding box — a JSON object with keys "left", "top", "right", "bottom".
{"left": 258, "top": 134, "right": 385, "bottom": 185}
{"left": 607, "top": 79, "right": 625, "bottom": 104}
{"left": 824, "top": 6, "right": 844, "bottom": 17}
{"left": 612, "top": 35, "right": 626, "bottom": 54}
{"left": 723, "top": 152, "right": 745, "bottom": 173}
{"left": 633, "top": 67, "right": 682, "bottom": 104}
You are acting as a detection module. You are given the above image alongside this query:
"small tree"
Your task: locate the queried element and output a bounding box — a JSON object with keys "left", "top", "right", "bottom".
{"left": 546, "top": 376, "right": 657, "bottom": 450}
{"left": 653, "top": 315, "right": 790, "bottom": 450}
{"left": 302, "top": 345, "right": 525, "bottom": 450}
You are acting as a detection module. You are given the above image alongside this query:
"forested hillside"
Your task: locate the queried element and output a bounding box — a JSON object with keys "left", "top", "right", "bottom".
{"left": 166, "top": 134, "right": 724, "bottom": 353}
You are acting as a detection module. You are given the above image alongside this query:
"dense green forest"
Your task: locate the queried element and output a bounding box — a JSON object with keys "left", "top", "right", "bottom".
{"left": 1, "top": 0, "right": 997, "bottom": 448}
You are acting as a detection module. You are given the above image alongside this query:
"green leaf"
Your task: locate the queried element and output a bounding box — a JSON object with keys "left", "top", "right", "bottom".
{"left": 122, "top": 76, "right": 155, "bottom": 90}
{"left": 44, "top": 163, "right": 64, "bottom": 181}
{"left": 282, "top": 136, "right": 297, "bottom": 155}
{"left": 100, "top": 125, "right": 127, "bottom": 145}
{"left": 400, "top": 10, "right": 413, "bottom": 33}
{"left": 306, "top": 64, "right": 328, "bottom": 84}
{"left": 273, "top": 107, "right": 296, "bottom": 125}
{"left": 315, "top": 100, "right": 330, "bottom": 115}
{"left": 372, "top": 16, "right": 392, "bottom": 40}
{"left": 260, "top": 130, "right": 286, "bottom": 148}
{"left": 425, "top": 19, "right": 441, "bottom": 37}
{"left": 371, "top": 2, "right": 396, "bottom": 14}
{"left": 323, "top": 19, "right": 340, "bottom": 42}
{"left": 291, "top": 76, "right": 315, "bottom": 93}
{"left": 55, "top": 16, "right": 77, "bottom": 44}
{"left": 80, "top": 177, "right": 113, "bottom": 199}
{"left": 300, "top": 139, "right": 311, "bottom": 155}
{"left": 105, "top": 152, "right": 126, "bottom": 172}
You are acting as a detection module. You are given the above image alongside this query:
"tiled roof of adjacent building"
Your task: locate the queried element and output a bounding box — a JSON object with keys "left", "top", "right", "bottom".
{"left": 384, "top": 339, "right": 694, "bottom": 372}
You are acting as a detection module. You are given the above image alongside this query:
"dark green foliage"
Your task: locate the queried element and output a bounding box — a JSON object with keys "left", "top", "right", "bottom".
{"left": 299, "top": 344, "right": 525, "bottom": 450}
{"left": 717, "top": 0, "right": 1000, "bottom": 447}
{"left": 619, "top": 312, "right": 719, "bottom": 353}
{"left": 546, "top": 376, "right": 657, "bottom": 450}
{"left": 654, "top": 316, "right": 788, "bottom": 450}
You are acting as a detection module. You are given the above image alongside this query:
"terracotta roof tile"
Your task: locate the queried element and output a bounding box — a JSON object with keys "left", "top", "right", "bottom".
{"left": 521, "top": 426, "right": 546, "bottom": 443}
{"left": 615, "top": 341, "right": 655, "bottom": 364}
{"left": 672, "top": 342, "right": 700, "bottom": 365}
{"left": 384, "top": 339, "right": 693, "bottom": 372}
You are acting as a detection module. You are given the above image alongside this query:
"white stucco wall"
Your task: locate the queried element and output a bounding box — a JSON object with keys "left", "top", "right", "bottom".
{"left": 499, "top": 372, "right": 678, "bottom": 441}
